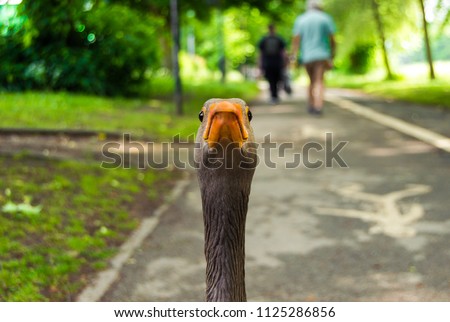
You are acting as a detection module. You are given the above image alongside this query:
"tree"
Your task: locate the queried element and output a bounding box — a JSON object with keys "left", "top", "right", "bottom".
{"left": 327, "top": 0, "right": 417, "bottom": 77}
{"left": 171, "top": 0, "right": 183, "bottom": 114}
{"left": 370, "top": 0, "right": 393, "bottom": 79}
{"left": 418, "top": 0, "right": 435, "bottom": 79}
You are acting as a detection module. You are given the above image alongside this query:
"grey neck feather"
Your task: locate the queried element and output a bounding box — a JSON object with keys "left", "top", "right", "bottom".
{"left": 197, "top": 149, "right": 255, "bottom": 302}
{"left": 200, "top": 169, "right": 252, "bottom": 301}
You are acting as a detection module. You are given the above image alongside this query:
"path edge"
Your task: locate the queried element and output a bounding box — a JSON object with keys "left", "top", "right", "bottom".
{"left": 327, "top": 95, "right": 450, "bottom": 153}
{"left": 76, "top": 176, "right": 192, "bottom": 302}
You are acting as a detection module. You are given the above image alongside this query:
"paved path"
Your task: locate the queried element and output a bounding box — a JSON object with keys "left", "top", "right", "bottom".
{"left": 85, "top": 86, "right": 450, "bottom": 301}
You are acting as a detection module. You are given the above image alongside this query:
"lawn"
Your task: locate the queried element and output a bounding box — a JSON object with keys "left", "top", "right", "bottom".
{"left": 0, "top": 79, "right": 260, "bottom": 140}
{"left": 0, "top": 154, "right": 177, "bottom": 301}
{"left": 325, "top": 61, "right": 450, "bottom": 109}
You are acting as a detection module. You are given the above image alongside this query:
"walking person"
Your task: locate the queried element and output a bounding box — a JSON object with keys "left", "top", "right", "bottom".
{"left": 258, "top": 24, "right": 288, "bottom": 104}
{"left": 291, "top": 0, "right": 336, "bottom": 115}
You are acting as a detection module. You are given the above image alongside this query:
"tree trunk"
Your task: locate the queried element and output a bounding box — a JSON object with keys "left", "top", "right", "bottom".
{"left": 418, "top": 0, "right": 436, "bottom": 80}
{"left": 170, "top": 0, "right": 183, "bottom": 115}
{"left": 371, "top": 0, "right": 393, "bottom": 79}
{"left": 217, "top": 9, "right": 226, "bottom": 83}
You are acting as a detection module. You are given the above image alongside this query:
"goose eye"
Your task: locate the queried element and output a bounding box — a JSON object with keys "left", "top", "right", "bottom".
{"left": 198, "top": 111, "right": 204, "bottom": 122}
{"left": 247, "top": 110, "right": 253, "bottom": 122}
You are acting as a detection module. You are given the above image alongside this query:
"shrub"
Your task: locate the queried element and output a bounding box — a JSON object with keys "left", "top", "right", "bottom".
{"left": 82, "top": 4, "right": 163, "bottom": 96}
{"left": 0, "top": 2, "right": 163, "bottom": 96}
{"left": 346, "top": 42, "right": 375, "bottom": 75}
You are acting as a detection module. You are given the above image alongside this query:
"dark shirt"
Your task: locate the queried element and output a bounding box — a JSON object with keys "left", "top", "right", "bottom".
{"left": 258, "top": 34, "right": 286, "bottom": 70}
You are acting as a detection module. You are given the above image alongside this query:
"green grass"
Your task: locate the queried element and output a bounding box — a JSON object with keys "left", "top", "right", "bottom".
{"left": 0, "top": 155, "right": 176, "bottom": 301}
{"left": 325, "top": 62, "right": 450, "bottom": 109}
{"left": 0, "top": 79, "right": 259, "bottom": 140}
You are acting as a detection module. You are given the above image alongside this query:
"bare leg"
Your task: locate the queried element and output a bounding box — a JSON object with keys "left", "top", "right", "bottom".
{"left": 305, "top": 63, "right": 314, "bottom": 109}
{"left": 311, "top": 62, "right": 325, "bottom": 110}
{"left": 308, "top": 83, "right": 313, "bottom": 107}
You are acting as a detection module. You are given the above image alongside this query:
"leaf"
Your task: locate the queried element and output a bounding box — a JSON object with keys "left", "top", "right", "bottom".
{"left": 17, "top": 203, "right": 42, "bottom": 216}
{"left": 2, "top": 201, "right": 20, "bottom": 214}
{"left": 1, "top": 201, "right": 42, "bottom": 216}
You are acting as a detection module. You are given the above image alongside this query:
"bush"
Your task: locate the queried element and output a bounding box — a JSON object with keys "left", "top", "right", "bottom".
{"left": 0, "top": 32, "right": 31, "bottom": 91}
{"left": 82, "top": 4, "right": 163, "bottom": 96}
{"left": 345, "top": 42, "right": 375, "bottom": 75}
{"left": 0, "top": 2, "right": 163, "bottom": 96}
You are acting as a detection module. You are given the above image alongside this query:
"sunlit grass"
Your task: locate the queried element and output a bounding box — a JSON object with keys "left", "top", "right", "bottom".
{"left": 396, "top": 61, "right": 450, "bottom": 80}
{"left": 325, "top": 61, "right": 450, "bottom": 109}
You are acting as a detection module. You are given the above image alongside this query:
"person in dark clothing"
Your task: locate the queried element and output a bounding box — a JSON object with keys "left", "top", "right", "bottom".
{"left": 258, "top": 24, "right": 288, "bottom": 103}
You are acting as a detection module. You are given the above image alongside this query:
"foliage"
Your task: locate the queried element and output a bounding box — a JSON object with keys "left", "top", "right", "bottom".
{"left": 0, "top": 155, "right": 174, "bottom": 301}
{"left": 0, "top": 4, "right": 32, "bottom": 90}
{"left": 1, "top": 0, "right": 449, "bottom": 94}
{"left": 83, "top": 3, "right": 163, "bottom": 95}
{"left": 192, "top": 5, "right": 268, "bottom": 70}
{"left": 1, "top": 1, "right": 163, "bottom": 95}
{"left": 345, "top": 42, "right": 376, "bottom": 74}
{"left": 188, "top": 3, "right": 300, "bottom": 71}
{"left": 113, "top": 0, "right": 298, "bottom": 22}
{"left": 400, "top": 33, "right": 450, "bottom": 64}
{"left": 326, "top": 0, "right": 418, "bottom": 72}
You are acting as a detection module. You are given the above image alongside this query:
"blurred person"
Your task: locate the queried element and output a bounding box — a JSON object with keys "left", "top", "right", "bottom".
{"left": 258, "top": 24, "right": 288, "bottom": 104}
{"left": 291, "top": 0, "right": 336, "bottom": 115}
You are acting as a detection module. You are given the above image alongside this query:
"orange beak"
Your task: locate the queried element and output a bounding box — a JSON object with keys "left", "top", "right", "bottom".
{"left": 203, "top": 101, "right": 249, "bottom": 148}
